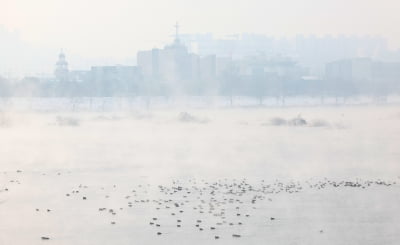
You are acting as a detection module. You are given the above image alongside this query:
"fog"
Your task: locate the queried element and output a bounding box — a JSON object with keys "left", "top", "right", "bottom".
{"left": 2, "top": 0, "right": 400, "bottom": 244}
{"left": 1, "top": 104, "right": 400, "bottom": 179}
{"left": 1, "top": 101, "right": 400, "bottom": 244}
{"left": 2, "top": 0, "right": 400, "bottom": 75}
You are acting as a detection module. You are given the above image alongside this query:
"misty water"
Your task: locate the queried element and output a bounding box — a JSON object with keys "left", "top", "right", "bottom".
{"left": 1, "top": 100, "right": 399, "bottom": 245}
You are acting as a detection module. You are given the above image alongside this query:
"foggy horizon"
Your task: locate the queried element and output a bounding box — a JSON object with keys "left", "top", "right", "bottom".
{"left": 0, "top": 28, "right": 398, "bottom": 76}
{"left": 2, "top": 0, "right": 400, "bottom": 75}
{"left": 1, "top": 1, "right": 400, "bottom": 245}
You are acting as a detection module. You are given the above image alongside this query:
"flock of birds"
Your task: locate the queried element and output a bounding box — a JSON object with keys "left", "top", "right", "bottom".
{"left": 0, "top": 170, "right": 398, "bottom": 242}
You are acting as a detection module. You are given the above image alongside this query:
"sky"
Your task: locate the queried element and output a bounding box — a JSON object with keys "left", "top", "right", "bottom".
{"left": 1, "top": 0, "right": 400, "bottom": 74}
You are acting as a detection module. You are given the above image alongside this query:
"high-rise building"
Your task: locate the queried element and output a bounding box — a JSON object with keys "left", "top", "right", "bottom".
{"left": 325, "top": 58, "right": 372, "bottom": 82}
{"left": 137, "top": 48, "right": 159, "bottom": 81}
{"left": 137, "top": 23, "right": 213, "bottom": 89}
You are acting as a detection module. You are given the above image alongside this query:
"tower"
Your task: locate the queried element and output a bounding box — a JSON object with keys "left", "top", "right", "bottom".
{"left": 174, "top": 22, "right": 180, "bottom": 44}
{"left": 55, "top": 50, "right": 69, "bottom": 82}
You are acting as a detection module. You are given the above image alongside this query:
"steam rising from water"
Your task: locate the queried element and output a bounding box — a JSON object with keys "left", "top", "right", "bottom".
{"left": 1, "top": 104, "right": 400, "bottom": 245}
{"left": 1, "top": 105, "right": 399, "bottom": 180}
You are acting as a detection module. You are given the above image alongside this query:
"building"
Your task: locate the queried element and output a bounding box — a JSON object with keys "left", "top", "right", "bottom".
{"left": 91, "top": 65, "right": 139, "bottom": 84}
{"left": 137, "top": 48, "right": 159, "bottom": 81}
{"left": 88, "top": 65, "right": 140, "bottom": 96}
{"left": 137, "top": 23, "right": 216, "bottom": 93}
{"left": 325, "top": 58, "right": 372, "bottom": 82}
{"left": 69, "top": 70, "right": 91, "bottom": 83}
{"left": 54, "top": 51, "right": 69, "bottom": 82}
{"left": 325, "top": 58, "right": 400, "bottom": 94}
{"left": 199, "top": 55, "right": 216, "bottom": 80}
{"left": 137, "top": 23, "right": 192, "bottom": 83}
{"left": 235, "top": 55, "right": 306, "bottom": 81}
{"left": 156, "top": 40, "right": 193, "bottom": 83}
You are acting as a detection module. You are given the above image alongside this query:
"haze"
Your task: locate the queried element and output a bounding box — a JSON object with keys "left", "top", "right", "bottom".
{"left": 1, "top": 1, "right": 400, "bottom": 244}
{"left": 2, "top": 0, "right": 400, "bottom": 58}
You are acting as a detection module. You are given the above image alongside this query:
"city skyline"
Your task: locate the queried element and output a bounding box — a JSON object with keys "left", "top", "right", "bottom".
{"left": 1, "top": 2, "right": 400, "bottom": 245}
{"left": 2, "top": 0, "right": 400, "bottom": 76}
{"left": 0, "top": 25, "right": 398, "bottom": 77}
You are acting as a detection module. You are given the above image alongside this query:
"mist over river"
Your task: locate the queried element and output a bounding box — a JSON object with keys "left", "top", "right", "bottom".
{"left": 1, "top": 102, "right": 399, "bottom": 244}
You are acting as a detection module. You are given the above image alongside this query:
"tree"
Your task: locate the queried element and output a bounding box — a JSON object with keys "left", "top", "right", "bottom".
{"left": 219, "top": 64, "right": 240, "bottom": 106}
